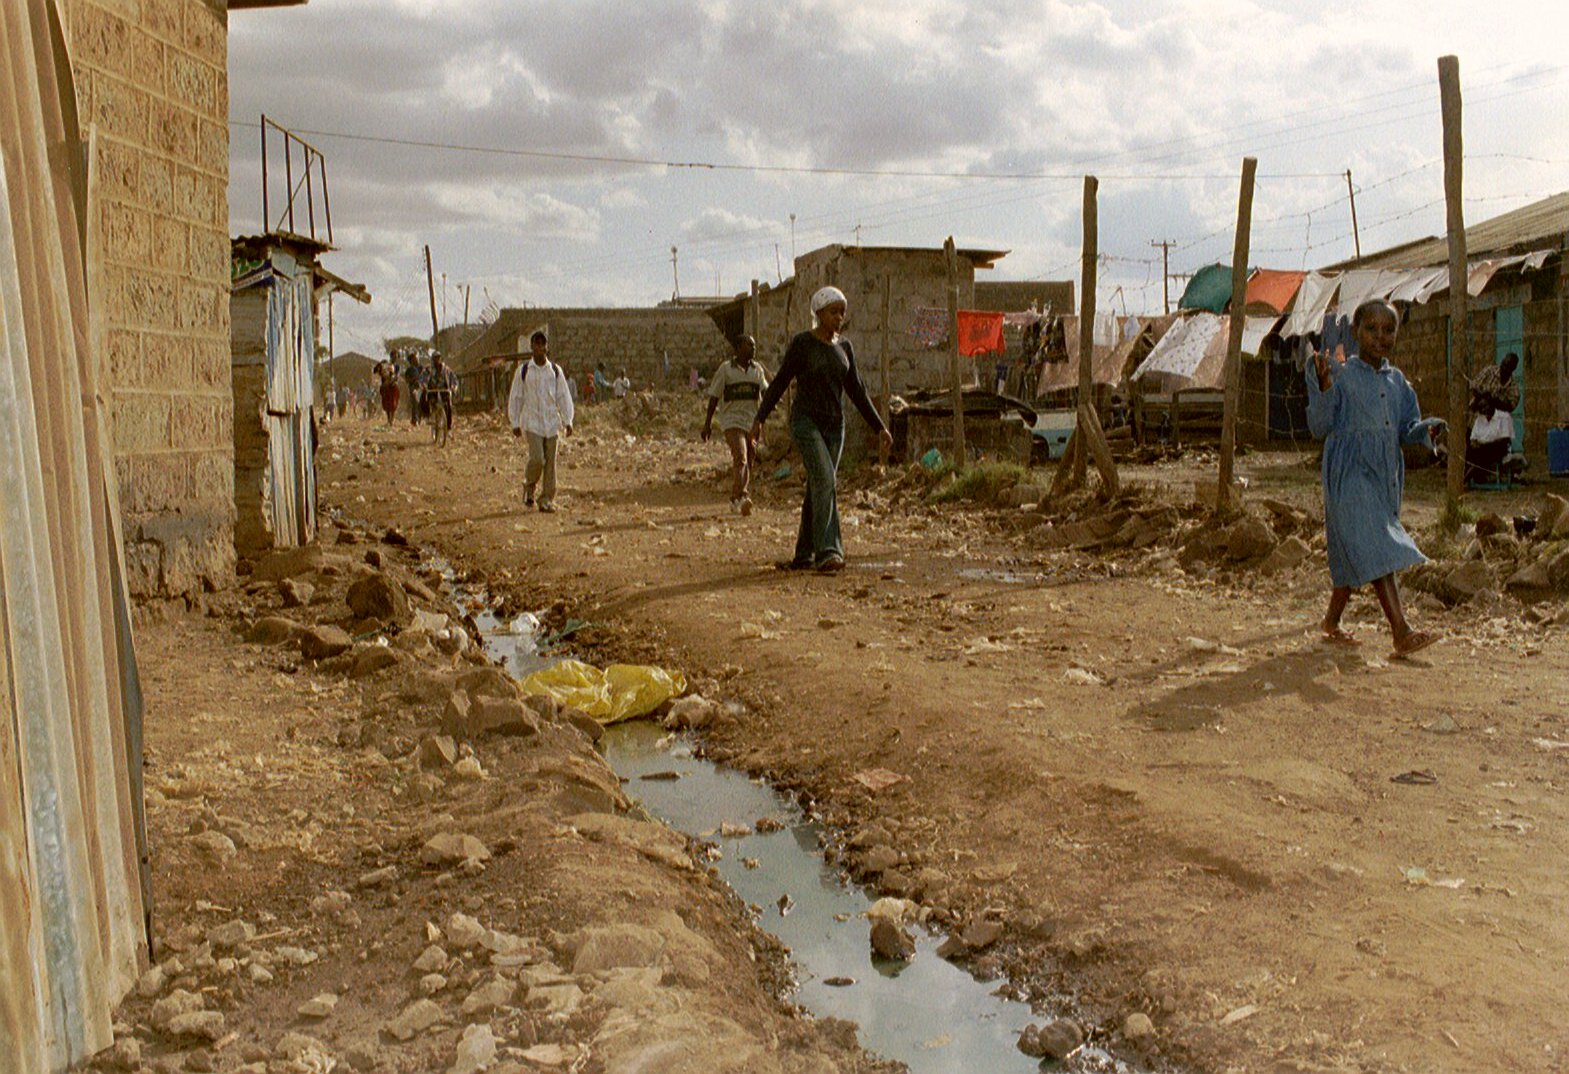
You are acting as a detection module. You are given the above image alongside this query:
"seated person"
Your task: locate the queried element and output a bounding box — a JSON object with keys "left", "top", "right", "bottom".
{"left": 1466, "top": 407, "right": 1514, "bottom": 484}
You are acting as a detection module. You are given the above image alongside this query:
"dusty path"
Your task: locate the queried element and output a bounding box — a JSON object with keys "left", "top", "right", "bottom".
{"left": 322, "top": 402, "right": 1569, "bottom": 1074}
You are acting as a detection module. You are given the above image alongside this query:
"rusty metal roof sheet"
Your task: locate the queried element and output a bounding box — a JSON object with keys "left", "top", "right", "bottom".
{"left": 1327, "top": 190, "right": 1569, "bottom": 270}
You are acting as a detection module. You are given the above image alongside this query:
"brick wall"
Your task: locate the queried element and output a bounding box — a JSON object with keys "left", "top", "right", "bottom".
{"left": 64, "top": 0, "right": 233, "bottom": 599}
{"left": 466, "top": 307, "right": 732, "bottom": 392}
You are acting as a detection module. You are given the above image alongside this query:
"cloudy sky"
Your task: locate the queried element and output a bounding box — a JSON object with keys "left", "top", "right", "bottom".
{"left": 227, "top": 0, "right": 1569, "bottom": 358}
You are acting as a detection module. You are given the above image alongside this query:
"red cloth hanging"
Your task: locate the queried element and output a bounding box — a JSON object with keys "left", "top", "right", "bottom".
{"left": 955, "top": 310, "right": 1005, "bottom": 356}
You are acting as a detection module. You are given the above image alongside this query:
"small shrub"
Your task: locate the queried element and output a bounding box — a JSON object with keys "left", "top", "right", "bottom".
{"left": 929, "top": 461, "right": 1028, "bottom": 504}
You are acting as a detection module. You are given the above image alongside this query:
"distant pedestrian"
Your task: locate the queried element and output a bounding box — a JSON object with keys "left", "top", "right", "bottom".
{"left": 377, "top": 362, "right": 400, "bottom": 425}
{"left": 751, "top": 286, "right": 892, "bottom": 572}
{"left": 507, "top": 331, "right": 574, "bottom": 512}
{"left": 404, "top": 353, "right": 425, "bottom": 426}
{"left": 593, "top": 363, "right": 610, "bottom": 404}
{"left": 1306, "top": 299, "right": 1441, "bottom": 657}
{"left": 612, "top": 370, "right": 630, "bottom": 399}
{"left": 703, "top": 335, "right": 769, "bottom": 515}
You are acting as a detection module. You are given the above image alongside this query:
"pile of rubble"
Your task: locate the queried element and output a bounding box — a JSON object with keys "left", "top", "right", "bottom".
{"left": 1406, "top": 494, "right": 1569, "bottom": 619}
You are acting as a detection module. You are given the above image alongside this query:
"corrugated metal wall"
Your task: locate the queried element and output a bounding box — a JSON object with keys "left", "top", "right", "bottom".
{"left": 261, "top": 266, "right": 318, "bottom": 546}
{"left": 1, "top": 3, "right": 148, "bottom": 1071}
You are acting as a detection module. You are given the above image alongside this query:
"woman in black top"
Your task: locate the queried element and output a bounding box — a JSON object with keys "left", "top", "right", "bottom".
{"left": 751, "top": 286, "right": 894, "bottom": 572}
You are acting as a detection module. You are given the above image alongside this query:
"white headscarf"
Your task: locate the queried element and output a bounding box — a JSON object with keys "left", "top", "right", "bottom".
{"left": 810, "top": 286, "right": 847, "bottom": 321}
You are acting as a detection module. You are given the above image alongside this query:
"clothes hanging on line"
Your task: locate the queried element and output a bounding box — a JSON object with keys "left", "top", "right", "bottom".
{"left": 955, "top": 310, "right": 1006, "bottom": 356}
{"left": 908, "top": 306, "right": 948, "bottom": 349}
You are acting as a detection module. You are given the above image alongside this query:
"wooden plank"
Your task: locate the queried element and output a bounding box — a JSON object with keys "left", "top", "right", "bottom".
{"left": 1217, "top": 156, "right": 1257, "bottom": 513}
{"left": 1439, "top": 55, "right": 1470, "bottom": 507}
{"left": 1078, "top": 402, "right": 1120, "bottom": 496}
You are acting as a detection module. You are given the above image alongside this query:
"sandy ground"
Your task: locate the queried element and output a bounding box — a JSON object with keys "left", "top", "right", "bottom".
{"left": 311, "top": 396, "right": 1569, "bottom": 1074}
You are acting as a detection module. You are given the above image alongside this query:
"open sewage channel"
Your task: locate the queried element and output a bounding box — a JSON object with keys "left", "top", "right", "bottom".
{"left": 435, "top": 556, "right": 1147, "bottom": 1074}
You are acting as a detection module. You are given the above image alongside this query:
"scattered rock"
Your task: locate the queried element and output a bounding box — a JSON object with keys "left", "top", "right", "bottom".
{"left": 452, "top": 756, "right": 487, "bottom": 781}
{"left": 136, "top": 965, "right": 168, "bottom": 997}
{"left": 413, "top": 944, "right": 450, "bottom": 973}
{"left": 350, "top": 645, "right": 402, "bottom": 678}
{"left": 309, "top": 890, "right": 353, "bottom": 915}
{"left": 1536, "top": 494, "right": 1569, "bottom": 538}
{"left": 1441, "top": 560, "right": 1497, "bottom": 605}
{"left": 419, "top": 973, "right": 447, "bottom": 996}
{"left": 467, "top": 696, "right": 540, "bottom": 738}
{"left": 560, "top": 706, "right": 604, "bottom": 743}
{"left": 249, "top": 964, "right": 273, "bottom": 984}
{"left": 1224, "top": 515, "right": 1277, "bottom": 562}
{"left": 274, "top": 1032, "right": 332, "bottom": 1066}
{"left": 151, "top": 989, "right": 206, "bottom": 1032}
{"left": 277, "top": 578, "right": 314, "bottom": 608}
{"left": 188, "top": 831, "right": 236, "bottom": 866}
{"left": 1259, "top": 534, "right": 1311, "bottom": 574}
{"left": 451, "top": 1023, "right": 497, "bottom": 1074}
{"left": 299, "top": 625, "right": 353, "bottom": 661}
{"left": 381, "top": 527, "right": 410, "bottom": 547}
{"left": 959, "top": 919, "right": 1003, "bottom": 951}
{"left": 104, "top": 1037, "right": 143, "bottom": 1071}
{"left": 456, "top": 667, "right": 519, "bottom": 701}
{"left": 663, "top": 694, "right": 719, "bottom": 731}
{"left": 571, "top": 924, "right": 666, "bottom": 973}
{"left": 1020, "top": 1018, "right": 1082, "bottom": 1060}
{"left": 251, "top": 546, "right": 325, "bottom": 583}
{"left": 347, "top": 572, "right": 410, "bottom": 624}
{"left": 1474, "top": 512, "right": 1509, "bottom": 538}
{"left": 357, "top": 865, "right": 397, "bottom": 888}
{"left": 418, "top": 735, "right": 458, "bottom": 770}
{"left": 206, "top": 919, "right": 254, "bottom": 950}
{"left": 166, "top": 1011, "right": 226, "bottom": 1041}
{"left": 297, "top": 993, "right": 338, "bottom": 1020}
{"left": 244, "top": 616, "right": 301, "bottom": 645}
{"left": 1123, "top": 1011, "right": 1156, "bottom": 1044}
{"left": 462, "top": 977, "right": 517, "bottom": 1015}
{"left": 857, "top": 845, "right": 900, "bottom": 874}
{"left": 869, "top": 919, "right": 915, "bottom": 961}
{"left": 421, "top": 832, "right": 491, "bottom": 867}
{"left": 183, "top": 1047, "right": 215, "bottom": 1072}
{"left": 384, "top": 998, "right": 443, "bottom": 1041}
{"left": 446, "top": 912, "right": 489, "bottom": 949}
{"left": 274, "top": 945, "right": 319, "bottom": 966}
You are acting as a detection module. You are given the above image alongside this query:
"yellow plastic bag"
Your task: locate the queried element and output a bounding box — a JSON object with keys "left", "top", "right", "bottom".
{"left": 520, "top": 659, "right": 687, "bottom": 724}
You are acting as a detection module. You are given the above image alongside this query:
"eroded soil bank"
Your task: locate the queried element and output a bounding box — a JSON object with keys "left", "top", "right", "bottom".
{"left": 316, "top": 399, "right": 1569, "bottom": 1074}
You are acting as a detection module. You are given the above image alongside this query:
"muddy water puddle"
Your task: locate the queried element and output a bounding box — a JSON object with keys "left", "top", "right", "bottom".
{"left": 428, "top": 553, "right": 1140, "bottom": 1072}
{"left": 603, "top": 721, "right": 1136, "bottom": 1073}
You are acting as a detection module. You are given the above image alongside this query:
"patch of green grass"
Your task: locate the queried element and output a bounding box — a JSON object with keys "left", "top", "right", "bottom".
{"left": 1438, "top": 497, "right": 1479, "bottom": 536}
{"left": 928, "top": 461, "right": 1029, "bottom": 504}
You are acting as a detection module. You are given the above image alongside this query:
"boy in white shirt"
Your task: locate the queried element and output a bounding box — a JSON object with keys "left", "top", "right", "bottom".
{"left": 507, "top": 331, "right": 574, "bottom": 512}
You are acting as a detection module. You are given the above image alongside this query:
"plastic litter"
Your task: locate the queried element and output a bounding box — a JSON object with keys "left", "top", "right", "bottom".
{"left": 920, "top": 447, "right": 946, "bottom": 471}
{"left": 519, "top": 658, "right": 687, "bottom": 724}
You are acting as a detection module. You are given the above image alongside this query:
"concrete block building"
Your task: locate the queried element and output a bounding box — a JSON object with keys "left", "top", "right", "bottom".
{"left": 63, "top": 0, "right": 241, "bottom": 600}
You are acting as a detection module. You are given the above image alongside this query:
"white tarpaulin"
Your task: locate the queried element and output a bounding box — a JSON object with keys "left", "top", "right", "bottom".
{"left": 1280, "top": 272, "right": 1339, "bottom": 337}
{"left": 1131, "top": 314, "right": 1224, "bottom": 382}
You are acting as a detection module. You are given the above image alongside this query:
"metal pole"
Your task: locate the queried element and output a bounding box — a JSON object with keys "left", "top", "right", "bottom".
{"left": 670, "top": 246, "right": 680, "bottom": 300}
{"left": 1217, "top": 157, "right": 1258, "bottom": 512}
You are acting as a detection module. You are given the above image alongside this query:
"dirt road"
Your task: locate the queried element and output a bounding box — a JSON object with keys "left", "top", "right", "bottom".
{"left": 322, "top": 399, "right": 1569, "bottom": 1074}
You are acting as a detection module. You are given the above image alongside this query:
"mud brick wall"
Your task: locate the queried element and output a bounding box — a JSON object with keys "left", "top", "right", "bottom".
{"left": 791, "top": 246, "right": 981, "bottom": 399}
{"left": 64, "top": 0, "right": 234, "bottom": 599}
{"left": 497, "top": 307, "right": 732, "bottom": 389}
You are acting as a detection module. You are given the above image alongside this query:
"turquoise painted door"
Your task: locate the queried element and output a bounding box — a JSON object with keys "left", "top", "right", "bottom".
{"left": 1494, "top": 305, "right": 1524, "bottom": 451}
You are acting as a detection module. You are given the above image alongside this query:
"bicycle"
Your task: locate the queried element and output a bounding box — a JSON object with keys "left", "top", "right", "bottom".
{"left": 428, "top": 386, "right": 453, "bottom": 447}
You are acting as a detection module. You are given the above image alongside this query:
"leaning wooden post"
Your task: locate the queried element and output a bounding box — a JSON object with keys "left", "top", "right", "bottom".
{"left": 1439, "top": 55, "right": 1470, "bottom": 509}
{"left": 1074, "top": 175, "right": 1098, "bottom": 487}
{"left": 748, "top": 278, "right": 760, "bottom": 340}
{"left": 943, "top": 236, "right": 967, "bottom": 466}
{"left": 1216, "top": 156, "right": 1257, "bottom": 513}
{"left": 879, "top": 274, "right": 892, "bottom": 465}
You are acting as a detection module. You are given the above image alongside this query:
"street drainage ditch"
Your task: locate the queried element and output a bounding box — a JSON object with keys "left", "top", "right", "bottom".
{"left": 439, "top": 561, "right": 1141, "bottom": 1073}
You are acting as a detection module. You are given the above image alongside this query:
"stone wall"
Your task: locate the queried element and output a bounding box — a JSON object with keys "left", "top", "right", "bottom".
{"left": 64, "top": 0, "right": 234, "bottom": 599}
{"left": 467, "top": 307, "right": 732, "bottom": 391}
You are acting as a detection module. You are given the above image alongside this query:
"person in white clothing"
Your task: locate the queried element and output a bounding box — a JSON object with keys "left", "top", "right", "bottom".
{"left": 507, "top": 330, "right": 575, "bottom": 511}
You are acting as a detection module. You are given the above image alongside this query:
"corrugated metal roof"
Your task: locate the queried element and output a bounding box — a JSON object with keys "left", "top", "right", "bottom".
{"left": 1328, "top": 190, "right": 1569, "bottom": 270}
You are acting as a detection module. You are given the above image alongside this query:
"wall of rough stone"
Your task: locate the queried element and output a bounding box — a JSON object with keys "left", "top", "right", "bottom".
{"left": 64, "top": 0, "right": 234, "bottom": 599}
{"left": 473, "top": 307, "right": 733, "bottom": 391}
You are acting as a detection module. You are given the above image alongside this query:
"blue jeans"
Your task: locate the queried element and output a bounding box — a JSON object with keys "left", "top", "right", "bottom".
{"left": 789, "top": 415, "right": 843, "bottom": 566}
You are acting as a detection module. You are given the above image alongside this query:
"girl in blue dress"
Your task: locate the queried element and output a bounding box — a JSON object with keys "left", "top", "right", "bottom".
{"left": 1306, "top": 299, "right": 1441, "bottom": 657}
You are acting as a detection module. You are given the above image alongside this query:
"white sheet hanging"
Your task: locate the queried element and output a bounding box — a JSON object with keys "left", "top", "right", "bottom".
{"left": 1131, "top": 314, "right": 1224, "bottom": 382}
{"left": 1280, "top": 272, "right": 1339, "bottom": 337}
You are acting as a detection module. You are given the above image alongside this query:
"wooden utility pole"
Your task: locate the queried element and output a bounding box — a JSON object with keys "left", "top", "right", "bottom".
{"left": 1217, "top": 157, "right": 1258, "bottom": 513}
{"left": 1439, "top": 55, "right": 1470, "bottom": 507}
{"left": 423, "top": 244, "right": 439, "bottom": 348}
{"left": 943, "top": 236, "right": 967, "bottom": 466}
{"left": 463, "top": 284, "right": 471, "bottom": 329}
{"left": 1074, "top": 176, "right": 1098, "bottom": 487}
{"left": 1345, "top": 170, "right": 1362, "bottom": 259}
{"left": 1052, "top": 176, "right": 1119, "bottom": 499}
{"left": 748, "top": 278, "right": 760, "bottom": 340}
{"left": 1150, "top": 239, "right": 1174, "bottom": 314}
{"left": 879, "top": 275, "right": 892, "bottom": 465}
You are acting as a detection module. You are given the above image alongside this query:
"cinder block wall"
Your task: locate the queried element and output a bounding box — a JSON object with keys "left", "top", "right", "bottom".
{"left": 64, "top": 0, "right": 234, "bottom": 599}
{"left": 498, "top": 308, "right": 732, "bottom": 389}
